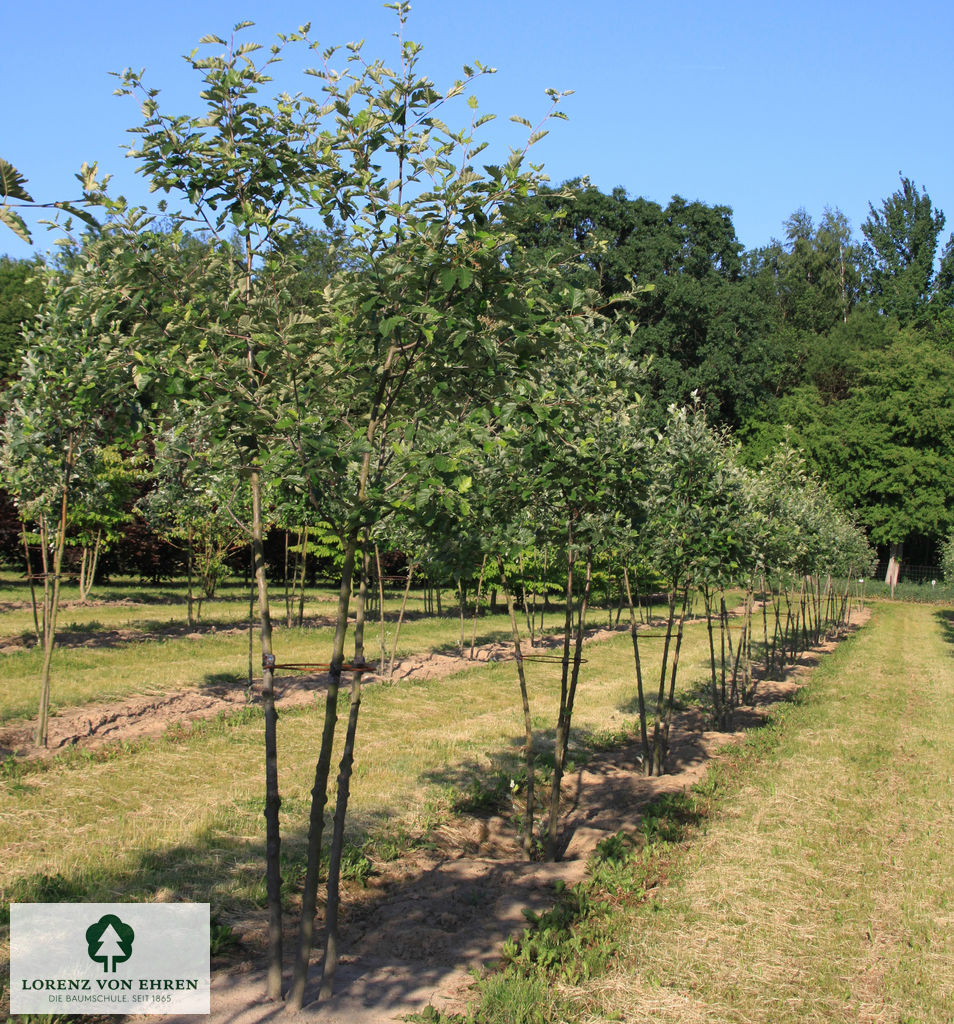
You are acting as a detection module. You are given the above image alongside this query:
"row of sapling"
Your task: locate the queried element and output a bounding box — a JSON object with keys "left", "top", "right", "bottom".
{"left": 749, "top": 446, "right": 874, "bottom": 678}
{"left": 0, "top": 211, "right": 873, "bottom": 1004}
{"left": 456, "top": 321, "right": 648, "bottom": 858}
{"left": 0, "top": 225, "right": 149, "bottom": 745}
{"left": 447, "top": 395, "right": 873, "bottom": 851}
{"left": 108, "top": 6, "right": 576, "bottom": 1008}
{"left": 139, "top": 411, "right": 249, "bottom": 626}
{"left": 631, "top": 415, "right": 873, "bottom": 754}
{"left": 0, "top": 10, "right": 874, "bottom": 1014}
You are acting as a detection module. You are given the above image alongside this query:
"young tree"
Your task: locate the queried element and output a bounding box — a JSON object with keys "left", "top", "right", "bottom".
{"left": 0, "top": 239, "right": 141, "bottom": 745}
{"left": 117, "top": 7, "right": 570, "bottom": 1006}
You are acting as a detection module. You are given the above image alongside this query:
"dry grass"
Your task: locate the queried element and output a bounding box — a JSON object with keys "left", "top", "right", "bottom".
{"left": 560, "top": 601, "right": 954, "bottom": 1024}
{"left": 0, "top": 615, "right": 713, "bottom": 911}
{"left": 0, "top": 573, "right": 679, "bottom": 724}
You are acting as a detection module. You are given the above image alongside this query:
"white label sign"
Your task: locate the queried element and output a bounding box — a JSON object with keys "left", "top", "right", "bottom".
{"left": 11, "top": 903, "right": 210, "bottom": 1014}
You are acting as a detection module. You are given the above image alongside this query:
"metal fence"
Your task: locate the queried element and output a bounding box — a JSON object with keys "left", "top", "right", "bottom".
{"left": 873, "top": 562, "right": 944, "bottom": 585}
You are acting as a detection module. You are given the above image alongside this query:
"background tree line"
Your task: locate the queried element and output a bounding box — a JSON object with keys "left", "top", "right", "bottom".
{"left": 1, "top": 169, "right": 951, "bottom": 576}
{"left": 502, "top": 173, "right": 954, "bottom": 568}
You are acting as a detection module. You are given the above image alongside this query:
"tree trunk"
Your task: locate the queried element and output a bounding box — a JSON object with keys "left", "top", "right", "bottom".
{"left": 547, "top": 551, "right": 591, "bottom": 861}
{"left": 78, "top": 530, "right": 101, "bottom": 602}
{"left": 296, "top": 527, "right": 309, "bottom": 627}
{"left": 622, "top": 568, "right": 650, "bottom": 773}
{"left": 546, "top": 527, "right": 574, "bottom": 860}
{"left": 36, "top": 435, "right": 73, "bottom": 748}
{"left": 703, "top": 585, "right": 720, "bottom": 727}
{"left": 251, "top": 468, "right": 283, "bottom": 1003}
{"left": 386, "top": 563, "right": 415, "bottom": 682}
{"left": 456, "top": 577, "right": 466, "bottom": 656}
{"left": 469, "top": 555, "right": 487, "bottom": 659}
{"left": 186, "top": 529, "right": 196, "bottom": 629}
{"left": 375, "top": 544, "right": 387, "bottom": 671}
{"left": 288, "top": 537, "right": 357, "bottom": 1010}
{"left": 353, "top": 546, "right": 370, "bottom": 666}
{"left": 498, "top": 556, "right": 535, "bottom": 859}
{"left": 21, "top": 521, "right": 40, "bottom": 641}
{"left": 284, "top": 528, "right": 292, "bottom": 629}
{"left": 886, "top": 542, "right": 903, "bottom": 598}
{"left": 650, "top": 586, "right": 678, "bottom": 776}
{"left": 660, "top": 591, "right": 690, "bottom": 764}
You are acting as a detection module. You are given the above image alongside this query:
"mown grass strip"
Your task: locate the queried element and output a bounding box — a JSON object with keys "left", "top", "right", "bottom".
{"left": 442, "top": 601, "right": 954, "bottom": 1024}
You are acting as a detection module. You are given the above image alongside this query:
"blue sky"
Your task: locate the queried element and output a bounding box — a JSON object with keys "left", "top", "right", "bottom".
{"left": 5, "top": 0, "right": 953, "bottom": 260}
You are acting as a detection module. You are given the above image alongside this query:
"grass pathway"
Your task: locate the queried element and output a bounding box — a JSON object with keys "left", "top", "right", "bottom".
{"left": 563, "top": 600, "right": 954, "bottom": 1024}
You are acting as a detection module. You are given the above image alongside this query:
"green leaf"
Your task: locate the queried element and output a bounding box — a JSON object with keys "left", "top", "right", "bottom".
{"left": 0, "top": 204, "right": 32, "bottom": 243}
{"left": 52, "top": 202, "right": 101, "bottom": 231}
{"left": 380, "top": 315, "right": 403, "bottom": 338}
{"left": 0, "top": 158, "right": 33, "bottom": 202}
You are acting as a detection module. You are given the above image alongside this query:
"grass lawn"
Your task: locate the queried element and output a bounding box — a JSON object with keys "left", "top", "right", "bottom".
{"left": 0, "top": 605, "right": 714, "bottom": 916}
{"left": 552, "top": 599, "right": 954, "bottom": 1024}
{"left": 0, "top": 572, "right": 677, "bottom": 725}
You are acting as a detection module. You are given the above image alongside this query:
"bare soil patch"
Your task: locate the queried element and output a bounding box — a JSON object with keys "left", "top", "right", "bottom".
{"left": 147, "top": 610, "right": 869, "bottom": 1024}
{"left": 0, "top": 624, "right": 629, "bottom": 760}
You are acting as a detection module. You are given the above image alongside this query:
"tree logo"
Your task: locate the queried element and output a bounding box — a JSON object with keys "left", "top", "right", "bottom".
{"left": 85, "top": 914, "right": 135, "bottom": 973}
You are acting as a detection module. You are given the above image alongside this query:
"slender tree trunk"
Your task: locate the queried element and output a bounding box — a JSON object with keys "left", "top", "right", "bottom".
{"left": 456, "top": 577, "right": 465, "bottom": 656}
{"left": 650, "top": 584, "right": 679, "bottom": 776}
{"left": 186, "top": 529, "right": 196, "bottom": 629}
{"left": 284, "top": 528, "right": 292, "bottom": 629}
{"left": 353, "top": 546, "right": 370, "bottom": 666}
{"left": 547, "top": 552, "right": 592, "bottom": 860}
{"left": 296, "top": 527, "right": 309, "bottom": 628}
{"left": 703, "top": 585, "right": 719, "bottom": 727}
{"left": 21, "top": 521, "right": 39, "bottom": 641}
{"left": 469, "top": 555, "right": 487, "bottom": 659}
{"left": 622, "top": 568, "right": 650, "bottom": 772}
{"left": 247, "top": 548, "right": 255, "bottom": 694}
{"left": 288, "top": 537, "right": 357, "bottom": 1010}
{"left": 660, "top": 590, "right": 690, "bottom": 764}
{"left": 36, "top": 520, "right": 66, "bottom": 747}
{"left": 546, "top": 527, "right": 575, "bottom": 860}
{"left": 36, "top": 436, "right": 73, "bottom": 748}
{"left": 375, "top": 544, "right": 387, "bottom": 671}
{"left": 519, "top": 554, "right": 535, "bottom": 647}
{"left": 78, "top": 530, "right": 101, "bottom": 602}
{"left": 386, "top": 563, "right": 415, "bottom": 682}
{"left": 498, "top": 556, "right": 535, "bottom": 859}
{"left": 250, "top": 468, "right": 283, "bottom": 1003}
{"left": 320, "top": 650, "right": 366, "bottom": 997}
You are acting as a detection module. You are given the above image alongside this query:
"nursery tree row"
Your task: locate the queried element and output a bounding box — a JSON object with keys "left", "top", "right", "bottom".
{"left": 0, "top": 9, "right": 873, "bottom": 1009}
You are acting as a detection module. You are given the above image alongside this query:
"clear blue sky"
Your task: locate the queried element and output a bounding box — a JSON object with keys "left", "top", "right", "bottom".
{"left": 5, "top": 0, "right": 953, "bottom": 261}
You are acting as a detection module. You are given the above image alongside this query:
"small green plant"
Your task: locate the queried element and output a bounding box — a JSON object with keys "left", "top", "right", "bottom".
{"left": 452, "top": 769, "right": 514, "bottom": 813}
{"left": 340, "top": 846, "right": 373, "bottom": 887}
{"left": 639, "top": 791, "right": 699, "bottom": 844}
{"left": 501, "top": 880, "right": 608, "bottom": 985}
{"left": 403, "top": 1005, "right": 470, "bottom": 1023}
{"left": 209, "top": 918, "right": 239, "bottom": 956}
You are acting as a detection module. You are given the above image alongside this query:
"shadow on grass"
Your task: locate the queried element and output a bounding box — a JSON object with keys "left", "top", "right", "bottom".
{"left": 0, "top": 616, "right": 259, "bottom": 655}
{"left": 0, "top": 787, "right": 515, "bottom": 1015}
{"left": 934, "top": 610, "right": 954, "bottom": 654}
